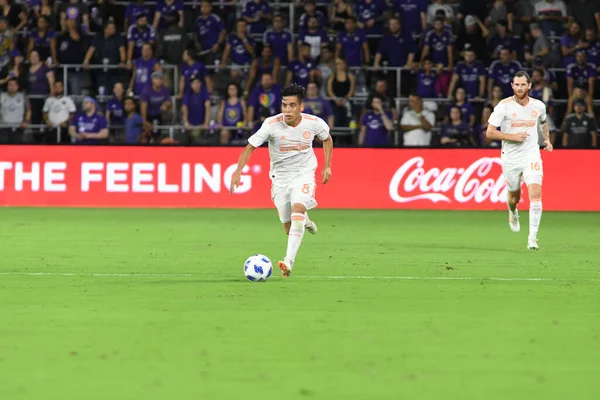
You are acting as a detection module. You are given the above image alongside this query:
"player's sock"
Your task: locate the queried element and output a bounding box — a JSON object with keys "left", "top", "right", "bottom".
{"left": 506, "top": 194, "right": 517, "bottom": 212}
{"left": 529, "top": 200, "right": 542, "bottom": 238}
{"left": 285, "top": 213, "right": 306, "bottom": 265}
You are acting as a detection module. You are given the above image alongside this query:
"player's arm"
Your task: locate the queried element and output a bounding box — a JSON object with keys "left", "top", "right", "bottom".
{"left": 485, "top": 124, "right": 527, "bottom": 142}
{"left": 230, "top": 144, "right": 257, "bottom": 194}
{"left": 539, "top": 107, "right": 553, "bottom": 151}
{"left": 321, "top": 135, "right": 333, "bottom": 184}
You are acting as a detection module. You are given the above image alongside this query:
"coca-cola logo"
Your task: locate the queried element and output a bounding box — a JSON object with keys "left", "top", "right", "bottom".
{"left": 388, "top": 156, "right": 508, "bottom": 204}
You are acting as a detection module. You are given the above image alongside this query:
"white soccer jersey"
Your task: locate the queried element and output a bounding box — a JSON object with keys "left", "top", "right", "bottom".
{"left": 247, "top": 113, "right": 330, "bottom": 182}
{"left": 488, "top": 96, "right": 547, "bottom": 162}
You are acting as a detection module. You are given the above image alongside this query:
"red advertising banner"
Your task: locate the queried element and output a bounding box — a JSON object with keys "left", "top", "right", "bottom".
{"left": 0, "top": 145, "right": 596, "bottom": 210}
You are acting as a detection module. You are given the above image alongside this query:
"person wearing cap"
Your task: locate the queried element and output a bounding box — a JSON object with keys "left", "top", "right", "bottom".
{"left": 152, "top": 0, "right": 184, "bottom": 33}
{"left": 455, "top": 15, "right": 489, "bottom": 62}
{"left": 126, "top": 13, "right": 156, "bottom": 66}
{"left": 139, "top": 70, "right": 172, "bottom": 132}
{"left": 128, "top": 42, "right": 160, "bottom": 96}
{"left": 561, "top": 99, "right": 597, "bottom": 148}
{"left": 69, "top": 96, "right": 108, "bottom": 144}
{"left": 525, "top": 23, "right": 550, "bottom": 65}
{"left": 0, "top": 78, "right": 30, "bottom": 144}
{"left": 181, "top": 74, "right": 211, "bottom": 143}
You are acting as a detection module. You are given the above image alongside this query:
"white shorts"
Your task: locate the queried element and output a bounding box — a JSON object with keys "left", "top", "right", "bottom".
{"left": 502, "top": 157, "right": 543, "bottom": 192}
{"left": 271, "top": 174, "right": 318, "bottom": 223}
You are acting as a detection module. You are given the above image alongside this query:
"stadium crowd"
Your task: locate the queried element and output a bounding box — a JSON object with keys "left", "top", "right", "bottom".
{"left": 0, "top": 0, "right": 598, "bottom": 148}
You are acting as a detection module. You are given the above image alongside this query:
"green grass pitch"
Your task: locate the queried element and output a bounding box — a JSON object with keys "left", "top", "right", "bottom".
{"left": 1, "top": 208, "right": 599, "bottom": 400}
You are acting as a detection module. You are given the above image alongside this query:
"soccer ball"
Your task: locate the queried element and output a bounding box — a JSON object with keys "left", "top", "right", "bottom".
{"left": 243, "top": 254, "right": 273, "bottom": 282}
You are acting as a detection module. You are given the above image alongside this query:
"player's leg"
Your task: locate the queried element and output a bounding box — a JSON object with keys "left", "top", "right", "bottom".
{"left": 304, "top": 211, "right": 318, "bottom": 234}
{"left": 523, "top": 160, "right": 544, "bottom": 250}
{"left": 503, "top": 164, "right": 522, "bottom": 232}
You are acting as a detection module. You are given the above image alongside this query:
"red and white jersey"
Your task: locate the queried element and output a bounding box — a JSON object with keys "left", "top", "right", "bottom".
{"left": 488, "top": 96, "right": 547, "bottom": 162}
{"left": 248, "top": 113, "right": 330, "bottom": 182}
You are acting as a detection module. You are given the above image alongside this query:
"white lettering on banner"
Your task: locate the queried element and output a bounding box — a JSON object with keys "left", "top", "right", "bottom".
{"left": 106, "top": 163, "right": 129, "bottom": 192}
{"left": 389, "top": 157, "right": 507, "bottom": 204}
{"left": 0, "top": 161, "right": 12, "bottom": 190}
{"left": 15, "top": 162, "right": 41, "bottom": 192}
{"left": 44, "top": 162, "right": 67, "bottom": 192}
{"left": 181, "top": 164, "right": 190, "bottom": 193}
{"left": 158, "top": 163, "right": 178, "bottom": 193}
{"left": 132, "top": 163, "right": 154, "bottom": 192}
{"left": 194, "top": 164, "right": 221, "bottom": 192}
{"left": 81, "top": 162, "right": 104, "bottom": 192}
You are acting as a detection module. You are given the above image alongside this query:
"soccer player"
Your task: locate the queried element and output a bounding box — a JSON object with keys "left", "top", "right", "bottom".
{"left": 486, "top": 71, "right": 553, "bottom": 250}
{"left": 229, "top": 84, "right": 333, "bottom": 277}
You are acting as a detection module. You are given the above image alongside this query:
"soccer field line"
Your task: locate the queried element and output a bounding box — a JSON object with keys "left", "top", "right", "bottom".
{"left": 0, "top": 272, "right": 598, "bottom": 282}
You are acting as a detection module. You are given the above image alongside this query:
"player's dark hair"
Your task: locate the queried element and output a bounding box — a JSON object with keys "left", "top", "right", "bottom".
{"left": 512, "top": 71, "right": 531, "bottom": 83}
{"left": 281, "top": 84, "right": 305, "bottom": 103}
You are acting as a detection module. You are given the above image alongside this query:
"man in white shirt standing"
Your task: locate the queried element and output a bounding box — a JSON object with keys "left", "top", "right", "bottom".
{"left": 43, "top": 81, "right": 77, "bottom": 144}
{"left": 486, "top": 71, "right": 553, "bottom": 250}
{"left": 230, "top": 84, "right": 333, "bottom": 278}
{"left": 400, "top": 94, "right": 435, "bottom": 146}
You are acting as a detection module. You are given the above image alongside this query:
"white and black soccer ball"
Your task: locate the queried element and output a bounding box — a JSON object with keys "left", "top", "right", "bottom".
{"left": 243, "top": 254, "right": 273, "bottom": 282}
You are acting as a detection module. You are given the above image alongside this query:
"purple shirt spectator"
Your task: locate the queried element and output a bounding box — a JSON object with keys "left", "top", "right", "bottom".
{"left": 127, "top": 25, "right": 157, "bottom": 60}
{"left": 106, "top": 98, "right": 125, "bottom": 125}
{"left": 356, "top": 0, "right": 385, "bottom": 35}
{"left": 424, "top": 29, "right": 452, "bottom": 66}
{"left": 227, "top": 34, "right": 256, "bottom": 65}
{"left": 303, "top": 97, "right": 333, "bottom": 121}
{"left": 155, "top": 0, "right": 183, "bottom": 31}
{"left": 223, "top": 100, "right": 244, "bottom": 127}
{"left": 125, "top": 3, "right": 150, "bottom": 24}
{"left": 441, "top": 122, "right": 473, "bottom": 147}
{"left": 394, "top": 0, "right": 428, "bottom": 36}
{"left": 140, "top": 85, "right": 171, "bottom": 117}
{"left": 71, "top": 112, "right": 108, "bottom": 144}
{"left": 587, "top": 41, "right": 600, "bottom": 66}
{"left": 133, "top": 58, "right": 158, "bottom": 95}
{"left": 28, "top": 64, "right": 51, "bottom": 95}
{"left": 182, "top": 86, "right": 210, "bottom": 125}
{"left": 29, "top": 29, "right": 56, "bottom": 61}
{"left": 561, "top": 35, "right": 578, "bottom": 68}
{"left": 376, "top": 32, "right": 416, "bottom": 66}
{"left": 417, "top": 70, "right": 438, "bottom": 98}
{"left": 298, "top": 11, "right": 327, "bottom": 31}
{"left": 181, "top": 61, "right": 207, "bottom": 93}
{"left": 298, "top": 29, "right": 329, "bottom": 61}
{"left": 361, "top": 110, "right": 393, "bottom": 146}
{"left": 249, "top": 84, "right": 282, "bottom": 119}
{"left": 288, "top": 60, "right": 316, "bottom": 88}
{"left": 453, "top": 61, "right": 486, "bottom": 98}
{"left": 449, "top": 102, "right": 475, "bottom": 125}
{"left": 338, "top": 30, "right": 367, "bottom": 67}
{"left": 242, "top": 0, "right": 272, "bottom": 35}
{"left": 488, "top": 35, "right": 521, "bottom": 59}
{"left": 195, "top": 14, "right": 225, "bottom": 51}
{"left": 566, "top": 63, "right": 597, "bottom": 89}
{"left": 125, "top": 113, "right": 143, "bottom": 144}
{"left": 264, "top": 29, "right": 293, "bottom": 65}
{"left": 488, "top": 60, "right": 522, "bottom": 97}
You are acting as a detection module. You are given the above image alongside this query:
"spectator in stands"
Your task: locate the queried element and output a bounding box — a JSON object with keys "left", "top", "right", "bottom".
{"left": 287, "top": 43, "right": 317, "bottom": 88}
{"left": 195, "top": 1, "right": 226, "bottom": 68}
{"left": 336, "top": 16, "right": 369, "bottom": 68}
{"left": 534, "top": 0, "right": 568, "bottom": 37}
{"left": 1, "top": 0, "right": 26, "bottom": 31}
{"left": 530, "top": 69, "right": 555, "bottom": 112}
{"left": 416, "top": 57, "right": 438, "bottom": 99}
{"left": 26, "top": 49, "right": 54, "bottom": 129}
{"left": 304, "top": 82, "right": 334, "bottom": 128}
{"left": 488, "top": 20, "right": 519, "bottom": 60}
{"left": 128, "top": 42, "right": 160, "bottom": 95}
{"left": 43, "top": 80, "right": 76, "bottom": 143}
{"left": 456, "top": 0, "right": 489, "bottom": 23}
{"left": 358, "top": 94, "right": 394, "bottom": 146}
{"left": 420, "top": 17, "right": 453, "bottom": 97}
{"left": 0, "top": 47, "right": 22, "bottom": 89}
{"left": 246, "top": 45, "right": 280, "bottom": 93}
{"left": 315, "top": 45, "right": 334, "bottom": 96}
{"left": 584, "top": 29, "right": 600, "bottom": 69}
{"left": 299, "top": 0, "right": 327, "bottom": 32}
{"left": 448, "top": 46, "right": 486, "bottom": 100}
{"left": 298, "top": 16, "right": 329, "bottom": 62}
{"left": 56, "top": 17, "right": 86, "bottom": 95}
{"left": 242, "top": 0, "right": 272, "bottom": 35}
{"left": 561, "top": 21, "right": 587, "bottom": 69}
{"left": 486, "top": 0, "right": 513, "bottom": 32}
{"left": 0, "top": 78, "right": 30, "bottom": 144}
{"left": 106, "top": 82, "right": 125, "bottom": 137}
{"left": 182, "top": 75, "right": 211, "bottom": 143}
{"left": 533, "top": 56, "right": 558, "bottom": 92}
{"left": 88, "top": 0, "right": 120, "bottom": 34}
{"left": 127, "top": 14, "right": 156, "bottom": 65}
{"left": 221, "top": 18, "right": 256, "bottom": 84}
{"left": 400, "top": 93, "right": 435, "bottom": 146}
{"left": 124, "top": 0, "right": 150, "bottom": 32}
{"left": 158, "top": 15, "right": 188, "bottom": 93}
{"left": 449, "top": 87, "right": 475, "bottom": 128}
{"left": 59, "top": 0, "right": 89, "bottom": 33}
{"left": 487, "top": 47, "right": 522, "bottom": 98}
{"left": 27, "top": 15, "right": 57, "bottom": 64}
{"left": 441, "top": 106, "right": 476, "bottom": 147}
{"left": 427, "top": 0, "right": 453, "bottom": 24}
{"left": 374, "top": 16, "right": 416, "bottom": 73}
{"left": 0, "top": 16, "right": 12, "bottom": 67}
{"left": 486, "top": 85, "right": 503, "bottom": 109}
{"left": 153, "top": 0, "right": 183, "bottom": 32}
{"left": 512, "top": 0, "right": 534, "bottom": 36}
{"left": 561, "top": 99, "right": 597, "bottom": 148}
{"left": 217, "top": 82, "right": 247, "bottom": 144}
{"left": 393, "top": 0, "right": 427, "bottom": 37}
{"left": 329, "top": 0, "right": 353, "bottom": 33}
{"left": 566, "top": 50, "right": 596, "bottom": 112}
{"left": 83, "top": 20, "right": 125, "bottom": 96}
{"left": 525, "top": 23, "right": 550, "bottom": 66}
{"left": 356, "top": 0, "right": 386, "bottom": 37}
{"left": 179, "top": 49, "right": 207, "bottom": 98}
{"left": 327, "top": 58, "right": 355, "bottom": 128}
{"left": 372, "top": 78, "right": 398, "bottom": 120}
{"left": 247, "top": 72, "right": 281, "bottom": 129}
{"left": 29, "top": 0, "right": 57, "bottom": 31}
{"left": 568, "top": 0, "right": 600, "bottom": 33}
{"left": 455, "top": 15, "right": 489, "bottom": 63}
{"left": 123, "top": 97, "right": 143, "bottom": 144}
{"left": 264, "top": 14, "right": 293, "bottom": 67}
{"left": 70, "top": 96, "right": 108, "bottom": 144}
{"left": 140, "top": 71, "right": 172, "bottom": 132}
{"left": 476, "top": 105, "right": 500, "bottom": 147}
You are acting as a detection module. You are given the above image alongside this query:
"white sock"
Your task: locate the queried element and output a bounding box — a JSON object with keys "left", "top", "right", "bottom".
{"left": 507, "top": 194, "right": 517, "bottom": 213}
{"left": 286, "top": 213, "right": 306, "bottom": 264}
{"left": 529, "top": 200, "right": 542, "bottom": 238}
{"left": 304, "top": 211, "right": 311, "bottom": 226}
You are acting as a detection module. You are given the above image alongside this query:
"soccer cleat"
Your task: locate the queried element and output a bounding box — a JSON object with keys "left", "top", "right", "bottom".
{"left": 527, "top": 237, "right": 539, "bottom": 250}
{"left": 305, "top": 219, "right": 318, "bottom": 235}
{"left": 277, "top": 258, "right": 293, "bottom": 278}
{"left": 508, "top": 210, "right": 520, "bottom": 232}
